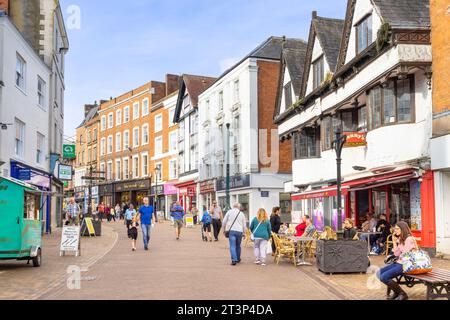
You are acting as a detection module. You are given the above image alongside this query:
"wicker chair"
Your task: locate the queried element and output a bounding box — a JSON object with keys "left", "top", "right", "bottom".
{"left": 304, "top": 230, "right": 320, "bottom": 259}
{"left": 271, "top": 232, "right": 297, "bottom": 266}
{"left": 385, "top": 234, "right": 393, "bottom": 256}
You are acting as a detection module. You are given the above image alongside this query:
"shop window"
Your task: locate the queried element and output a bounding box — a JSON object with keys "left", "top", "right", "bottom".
{"left": 397, "top": 78, "right": 413, "bottom": 122}
{"left": 357, "top": 106, "right": 367, "bottom": 132}
{"left": 341, "top": 110, "right": 358, "bottom": 132}
{"left": 383, "top": 82, "right": 396, "bottom": 124}
{"left": 238, "top": 194, "right": 250, "bottom": 222}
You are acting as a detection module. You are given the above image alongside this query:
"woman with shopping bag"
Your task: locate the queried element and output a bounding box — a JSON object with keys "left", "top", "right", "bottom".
{"left": 377, "top": 221, "right": 432, "bottom": 300}
{"left": 249, "top": 209, "right": 272, "bottom": 266}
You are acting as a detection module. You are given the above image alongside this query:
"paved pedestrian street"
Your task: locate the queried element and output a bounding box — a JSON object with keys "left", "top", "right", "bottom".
{"left": 1, "top": 221, "right": 449, "bottom": 300}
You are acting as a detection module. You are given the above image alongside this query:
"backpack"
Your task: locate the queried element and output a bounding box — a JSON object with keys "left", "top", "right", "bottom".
{"left": 203, "top": 213, "right": 212, "bottom": 225}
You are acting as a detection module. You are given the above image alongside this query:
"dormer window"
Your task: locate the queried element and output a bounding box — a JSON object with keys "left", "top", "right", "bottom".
{"left": 284, "top": 82, "right": 293, "bottom": 109}
{"left": 356, "top": 14, "right": 372, "bottom": 54}
{"left": 313, "top": 56, "right": 324, "bottom": 90}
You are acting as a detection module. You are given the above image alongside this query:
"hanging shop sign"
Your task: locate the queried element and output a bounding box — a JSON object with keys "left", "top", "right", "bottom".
{"left": 63, "top": 144, "right": 76, "bottom": 159}
{"left": 58, "top": 164, "right": 73, "bottom": 181}
{"left": 343, "top": 132, "right": 367, "bottom": 148}
{"left": 200, "top": 180, "right": 215, "bottom": 194}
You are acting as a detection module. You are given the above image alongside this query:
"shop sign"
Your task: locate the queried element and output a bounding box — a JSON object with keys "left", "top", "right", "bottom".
{"left": 63, "top": 144, "right": 76, "bottom": 159}
{"left": 164, "top": 183, "right": 177, "bottom": 195}
{"left": 216, "top": 174, "right": 251, "bottom": 191}
{"left": 98, "top": 184, "right": 114, "bottom": 195}
{"left": 18, "top": 168, "right": 31, "bottom": 180}
{"left": 188, "top": 186, "right": 196, "bottom": 197}
{"left": 151, "top": 185, "right": 164, "bottom": 196}
{"left": 261, "top": 191, "right": 270, "bottom": 198}
{"left": 115, "top": 179, "right": 149, "bottom": 192}
{"left": 58, "top": 164, "right": 73, "bottom": 181}
{"left": 343, "top": 132, "right": 367, "bottom": 148}
{"left": 10, "top": 161, "right": 51, "bottom": 190}
{"left": 200, "top": 180, "right": 215, "bottom": 194}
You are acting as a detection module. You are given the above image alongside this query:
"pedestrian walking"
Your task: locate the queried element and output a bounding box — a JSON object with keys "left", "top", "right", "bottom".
{"left": 201, "top": 206, "right": 212, "bottom": 242}
{"left": 115, "top": 203, "right": 121, "bottom": 220}
{"left": 192, "top": 206, "right": 199, "bottom": 225}
{"left": 125, "top": 204, "right": 137, "bottom": 229}
{"left": 170, "top": 201, "right": 185, "bottom": 240}
{"left": 210, "top": 201, "right": 223, "bottom": 241}
{"left": 222, "top": 203, "right": 246, "bottom": 266}
{"left": 128, "top": 220, "right": 139, "bottom": 251}
{"left": 98, "top": 202, "right": 105, "bottom": 222}
{"left": 110, "top": 207, "right": 116, "bottom": 222}
{"left": 65, "top": 198, "right": 81, "bottom": 226}
{"left": 270, "top": 207, "right": 281, "bottom": 255}
{"left": 136, "top": 197, "right": 157, "bottom": 251}
{"left": 250, "top": 208, "right": 272, "bottom": 266}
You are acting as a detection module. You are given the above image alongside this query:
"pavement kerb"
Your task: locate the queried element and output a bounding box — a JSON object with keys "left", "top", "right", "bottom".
{"left": 30, "top": 224, "right": 119, "bottom": 300}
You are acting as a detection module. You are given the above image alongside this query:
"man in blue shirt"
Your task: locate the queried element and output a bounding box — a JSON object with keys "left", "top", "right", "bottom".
{"left": 136, "top": 197, "right": 157, "bottom": 251}
{"left": 170, "top": 201, "right": 185, "bottom": 240}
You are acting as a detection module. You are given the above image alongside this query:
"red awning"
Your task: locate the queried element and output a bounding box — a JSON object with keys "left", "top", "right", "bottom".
{"left": 292, "top": 186, "right": 349, "bottom": 201}
{"left": 174, "top": 180, "right": 196, "bottom": 188}
{"left": 344, "top": 169, "right": 418, "bottom": 190}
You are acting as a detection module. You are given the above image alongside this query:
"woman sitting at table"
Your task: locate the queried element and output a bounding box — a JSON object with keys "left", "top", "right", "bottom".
{"left": 343, "top": 218, "right": 358, "bottom": 240}
{"left": 295, "top": 215, "right": 308, "bottom": 237}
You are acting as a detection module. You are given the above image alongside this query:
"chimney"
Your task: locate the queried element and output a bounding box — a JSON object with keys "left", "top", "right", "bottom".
{"left": 165, "top": 74, "right": 180, "bottom": 96}
{"left": 312, "top": 11, "right": 317, "bottom": 19}
{"left": 0, "top": 0, "right": 9, "bottom": 14}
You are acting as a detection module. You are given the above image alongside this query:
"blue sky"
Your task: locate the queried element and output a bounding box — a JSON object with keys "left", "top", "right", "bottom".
{"left": 60, "top": 0, "right": 347, "bottom": 138}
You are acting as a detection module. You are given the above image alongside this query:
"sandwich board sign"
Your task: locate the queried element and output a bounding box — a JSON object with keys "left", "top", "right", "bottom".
{"left": 60, "top": 226, "right": 81, "bottom": 256}
{"left": 185, "top": 214, "right": 194, "bottom": 228}
{"left": 81, "top": 217, "right": 96, "bottom": 237}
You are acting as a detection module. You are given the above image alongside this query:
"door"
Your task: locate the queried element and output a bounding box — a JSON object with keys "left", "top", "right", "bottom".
{"left": 0, "top": 180, "right": 23, "bottom": 256}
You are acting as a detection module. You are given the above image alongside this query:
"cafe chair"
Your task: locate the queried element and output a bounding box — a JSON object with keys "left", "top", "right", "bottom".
{"left": 385, "top": 234, "right": 393, "bottom": 256}
{"left": 305, "top": 231, "right": 320, "bottom": 259}
{"left": 271, "top": 232, "right": 296, "bottom": 266}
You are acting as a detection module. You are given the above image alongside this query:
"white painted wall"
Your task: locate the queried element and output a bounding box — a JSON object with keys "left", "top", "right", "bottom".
{"left": 345, "top": 0, "right": 383, "bottom": 64}
{"left": 434, "top": 171, "right": 450, "bottom": 254}
{"left": 430, "top": 134, "right": 450, "bottom": 170}
{"left": 0, "top": 17, "right": 51, "bottom": 177}
{"left": 305, "top": 36, "right": 331, "bottom": 96}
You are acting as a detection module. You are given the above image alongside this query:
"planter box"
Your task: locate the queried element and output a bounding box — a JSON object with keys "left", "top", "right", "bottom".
{"left": 316, "top": 240, "right": 369, "bottom": 274}
{"left": 80, "top": 219, "right": 102, "bottom": 237}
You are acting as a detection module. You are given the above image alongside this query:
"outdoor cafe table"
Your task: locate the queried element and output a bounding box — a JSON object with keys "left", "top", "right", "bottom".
{"left": 358, "top": 231, "right": 382, "bottom": 255}
{"left": 286, "top": 236, "right": 316, "bottom": 266}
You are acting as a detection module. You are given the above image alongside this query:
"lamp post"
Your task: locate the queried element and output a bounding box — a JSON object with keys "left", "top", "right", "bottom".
{"left": 154, "top": 166, "right": 160, "bottom": 214}
{"left": 225, "top": 123, "right": 231, "bottom": 211}
{"left": 333, "top": 128, "right": 347, "bottom": 233}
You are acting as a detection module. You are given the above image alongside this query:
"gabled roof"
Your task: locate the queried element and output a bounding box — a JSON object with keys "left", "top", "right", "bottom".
{"left": 173, "top": 74, "right": 217, "bottom": 123}
{"left": 372, "top": 0, "right": 430, "bottom": 29}
{"left": 336, "top": 0, "right": 430, "bottom": 70}
{"left": 212, "top": 36, "right": 301, "bottom": 87}
{"left": 76, "top": 105, "right": 99, "bottom": 129}
{"left": 273, "top": 39, "right": 308, "bottom": 121}
{"left": 300, "top": 13, "right": 344, "bottom": 97}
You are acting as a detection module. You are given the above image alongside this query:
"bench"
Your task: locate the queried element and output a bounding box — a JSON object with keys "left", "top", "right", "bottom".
{"left": 389, "top": 268, "right": 450, "bottom": 300}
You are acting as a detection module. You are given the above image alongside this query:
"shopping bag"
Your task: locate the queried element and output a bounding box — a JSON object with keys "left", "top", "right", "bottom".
{"left": 266, "top": 240, "right": 272, "bottom": 255}
{"left": 400, "top": 250, "right": 432, "bottom": 275}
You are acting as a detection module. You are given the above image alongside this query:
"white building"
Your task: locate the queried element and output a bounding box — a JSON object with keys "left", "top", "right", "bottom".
{"left": 197, "top": 37, "right": 300, "bottom": 222}
{"left": 173, "top": 74, "right": 217, "bottom": 212}
{"left": 275, "top": 1, "right": 435, "bottom": 253}
{"left": 0, "top": 14, "right": 52, "bottom": 222}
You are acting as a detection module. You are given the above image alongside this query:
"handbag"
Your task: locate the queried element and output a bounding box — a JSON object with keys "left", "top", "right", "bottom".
{"left": 384, "top": 254, "right": 398, "bottom": 265}
{"left": 400, "top": 238, "right": 432, "bottom": 275}
{"left": 266, "top": 239, "right": 273, "bottom": 255}
{"left": 250, "top": 221, "right": 263, "bottom": 241}
{"left": 224, "top": 211, "right": 241, "bottom": 238}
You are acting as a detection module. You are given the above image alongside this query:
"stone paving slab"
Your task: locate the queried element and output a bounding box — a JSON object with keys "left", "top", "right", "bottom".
{"left": 0, "top": 223, "right": 118, "bottom": 300}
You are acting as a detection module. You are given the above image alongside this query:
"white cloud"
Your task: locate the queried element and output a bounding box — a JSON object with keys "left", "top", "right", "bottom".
{"left": 219, "top": 57, "right": 239, "bottom": 73}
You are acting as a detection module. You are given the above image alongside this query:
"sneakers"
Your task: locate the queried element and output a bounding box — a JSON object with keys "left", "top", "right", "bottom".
{"left": 144, "top": 246, "right": 148, "bottom": 251}
{"left": 261, "top": 262, "right": 266, "bottom": 266}
{"left": 231, "top": 262, "right": 237, "bottom": 266}
{"left": 254, "top": 260, "right": 261, "bottom": 265}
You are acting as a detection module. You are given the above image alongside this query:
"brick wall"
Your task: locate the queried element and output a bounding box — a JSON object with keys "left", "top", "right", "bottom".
{"left": 431, "top": 0, "right": 450, "bottom": 136}
{"left": 257, "top": 60, "right": 292, "bottom": 174}
{"left": 0, "top": 0, "right": 8, "bottom": 13}
{"left": 165, "top": 74, "right": 180, "bottom": 96}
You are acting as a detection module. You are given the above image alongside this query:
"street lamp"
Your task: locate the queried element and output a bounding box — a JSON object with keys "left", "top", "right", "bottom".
{"left": 154, "top": 166, "right": 160, "bottom": 214}
{"left": 225, "top": 123, "right": 231, "bottom": 211}
{"left": 332, "top": 128, "right": 347, "bottom": 234}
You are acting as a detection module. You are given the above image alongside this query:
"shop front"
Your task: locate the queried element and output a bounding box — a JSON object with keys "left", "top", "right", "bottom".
{"left": 176, "top": 181, "right": 197, "bottom": 212}
{"left": 151, "top": 184, "right": 165, "bottom": 215}
{"left": 216, "top": 174, "right": 251, "bottom": 220}
{"left": 291, "top": 168, "right": 436, "bottom": 254}
{"left": 10, "top": 161, "right": 51, "bottom": 233}
{"left": 199, "top": 179, "right": 216, "bottom": 212}
{"left": 98, "top": 183, "right": 114, "bottom": 207}
{"left": 164, "top": 183, "right": 178, "bottom": 219}
{"left": 114, "top": 179, "right": 150, "bottom": 207}
{"left": 74, "top": 186, "right": 86, "bottom": 212}
{"left": 84, "top": 186, "right": 99, "bottom": 214}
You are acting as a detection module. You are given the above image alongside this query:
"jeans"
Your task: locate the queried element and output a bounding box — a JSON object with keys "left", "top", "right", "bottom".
{"left": 254, "top": 239, "right": 268, "bottom": 263}
{"left": 377, "top": 262, "right": 403, "bottom": 284}
{"left": 141, "top": 224, "right": 151, "bottom": 248}
{"left": 228, "top": 231, "right": 243, "bottom": 262}
{"left": 212, "top": 219, "right": 221, "bottom": 240}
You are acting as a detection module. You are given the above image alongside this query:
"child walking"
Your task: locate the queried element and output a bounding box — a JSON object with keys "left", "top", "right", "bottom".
{"left": 128, "top": 220, "right": 138, "bottom": 251}
{"left": 201, "top": 206, "right": 213, "bottom": 242}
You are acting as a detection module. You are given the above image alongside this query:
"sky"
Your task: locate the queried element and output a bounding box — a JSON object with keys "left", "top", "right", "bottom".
{"left": 60, "top": 0, "right": 347, "bottom": 139}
